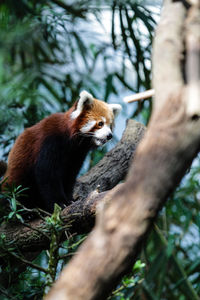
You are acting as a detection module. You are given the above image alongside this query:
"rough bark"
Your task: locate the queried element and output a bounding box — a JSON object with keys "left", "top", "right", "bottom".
{"left": 46, "top": 1, "right": 200, "bottom": 300}
{"left": 0, "top": 120, "right": 145, "bottom": 254}
{"left": 74, "top": 119, "right": 145, "bottom": 201}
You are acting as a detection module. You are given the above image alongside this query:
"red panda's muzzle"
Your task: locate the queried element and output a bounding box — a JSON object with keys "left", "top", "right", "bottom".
{"left": 92, "top": 125, "right": 113, "bottom": 146}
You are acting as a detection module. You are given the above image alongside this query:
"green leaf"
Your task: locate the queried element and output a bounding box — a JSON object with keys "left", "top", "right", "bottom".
{"left": 8, "top": 211, "right": 15, "bottom": 219}
{"left": 16, "top": 213, "right": 24, "bottom": 223}
{"left": 104, "top": 74, "right": 113, "bottom": 101}
{"left": 11, "top": 197, "right": 17, "bottom": 211}
{"left": 133, "top": 259, "right": 145, "bottom": 272}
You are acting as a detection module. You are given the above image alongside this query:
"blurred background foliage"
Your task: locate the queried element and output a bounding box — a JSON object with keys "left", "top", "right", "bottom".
{"left": 0, "top": 0, "right": 200, "bottom": 299}
{"left": 0, "top": 0, "right": 156, "bottom": 158}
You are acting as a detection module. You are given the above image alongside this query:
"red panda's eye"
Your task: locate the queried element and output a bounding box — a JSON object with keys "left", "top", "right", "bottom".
{"left": 98, "top": 121, "right": 104, "bottom": 127}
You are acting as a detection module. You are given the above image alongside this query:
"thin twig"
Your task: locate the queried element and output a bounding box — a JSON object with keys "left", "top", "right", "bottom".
{"left": 123, "top": 89, "right": 155, "bottom": 103}
{"left": 8, "top": 251, "right": 48, "bottom": 274}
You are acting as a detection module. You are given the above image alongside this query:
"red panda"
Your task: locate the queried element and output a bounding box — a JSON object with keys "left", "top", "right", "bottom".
{"left": 2, "top": 91, "right": 121, "bottom": 212}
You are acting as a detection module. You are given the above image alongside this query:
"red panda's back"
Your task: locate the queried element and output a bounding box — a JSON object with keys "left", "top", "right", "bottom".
{"left": 3, "top": 113, "right": 68, "bottom": 187}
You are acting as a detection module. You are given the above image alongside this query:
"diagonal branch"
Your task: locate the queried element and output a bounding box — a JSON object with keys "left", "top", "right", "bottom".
{"left": 0, "top": 120, "right": 145, "bottom": 254}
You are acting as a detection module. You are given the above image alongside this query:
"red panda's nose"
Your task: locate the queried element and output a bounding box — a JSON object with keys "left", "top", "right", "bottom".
{"left": 107, "top": 133, "right": 113, "bottom": 140}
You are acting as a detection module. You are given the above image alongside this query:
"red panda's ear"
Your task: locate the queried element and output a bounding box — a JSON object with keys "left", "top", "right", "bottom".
{"left": 71, "top": 91, "right": 94, "bottom": 119}
{"left": 108, "top": 104, "right": 122, "bottom": 117}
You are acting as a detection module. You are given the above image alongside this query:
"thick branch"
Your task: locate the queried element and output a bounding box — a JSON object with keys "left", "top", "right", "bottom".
{"left": 0, "top": 120, "right": 145, "bottom": 254}
{"left": 73, "top": 119, "right": 145, "bottom": 201}
{"left": 46, "top": 2, "right": 200, "bottom": 300}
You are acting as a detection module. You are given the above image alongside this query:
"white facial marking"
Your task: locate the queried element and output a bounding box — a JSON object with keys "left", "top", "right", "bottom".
{"left": 94, "top": 124, "right": 112, "bottom": 140}
{"left": 71, "top": 90, "right": 94, "bottom": 120}
{"left": 102, "top": 117, "right": 106, "bottom": 123}
{"left": 80, "top": 120, "right": 96, "bottom": 133}
{"left": 94, "top": 139, "right": 103, "bottom": 146}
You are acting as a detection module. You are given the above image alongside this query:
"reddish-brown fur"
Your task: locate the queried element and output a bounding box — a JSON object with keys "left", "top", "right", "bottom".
{"left": 1, "top": 96, "right": 117, "bottom": 212}
{"left": 3, "top": 105, "right": 77, "bottom": 187}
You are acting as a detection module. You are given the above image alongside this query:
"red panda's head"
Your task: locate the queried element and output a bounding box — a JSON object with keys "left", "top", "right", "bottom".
{"left": 70, "top": 91, "right": 122, "bottom": 146}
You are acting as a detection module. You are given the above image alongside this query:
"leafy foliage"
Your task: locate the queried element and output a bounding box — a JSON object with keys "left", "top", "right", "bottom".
{"left": 0, "top": 0, "right": 155, "bottom": 157}
{"left": 0, "top": 184, "right": 28, "bottom": 223}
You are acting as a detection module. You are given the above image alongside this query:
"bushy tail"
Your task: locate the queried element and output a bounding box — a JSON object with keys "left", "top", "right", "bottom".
{"left": 0, "top": 160, "right": 7, "bottom": 178}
